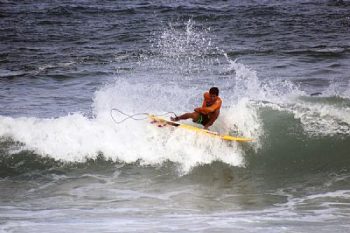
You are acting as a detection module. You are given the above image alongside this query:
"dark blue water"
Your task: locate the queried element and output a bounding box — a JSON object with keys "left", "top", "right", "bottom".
{"left": 1, "top": 1, "right": 350, "bottom": 232}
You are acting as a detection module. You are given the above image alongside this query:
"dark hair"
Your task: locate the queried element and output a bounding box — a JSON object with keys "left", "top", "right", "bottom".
{"left": 209, "top": 87, "right": 219, "bottom": 96}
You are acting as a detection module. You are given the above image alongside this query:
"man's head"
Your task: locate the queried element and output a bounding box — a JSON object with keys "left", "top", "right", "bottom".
{"left": 209, "top": 87, "right": 219, "bottom": 99}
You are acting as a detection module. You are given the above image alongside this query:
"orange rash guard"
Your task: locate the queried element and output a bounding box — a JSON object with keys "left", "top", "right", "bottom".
{"left": 196, "top": 92, "right": 222, "bottom": 115}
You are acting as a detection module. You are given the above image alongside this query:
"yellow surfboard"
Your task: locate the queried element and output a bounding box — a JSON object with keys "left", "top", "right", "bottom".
{"left": 149, "top": 115, "right": 253, "bottom": 142}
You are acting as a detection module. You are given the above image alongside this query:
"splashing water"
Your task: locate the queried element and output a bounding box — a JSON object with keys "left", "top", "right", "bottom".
{"left": 1, "top": 19, "right": 350, "bottom": 174}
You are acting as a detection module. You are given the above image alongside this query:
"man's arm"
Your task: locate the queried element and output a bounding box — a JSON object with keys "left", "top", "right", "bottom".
{"left": 195, "top": 99, "right": 222, "bottom": 115}
{"left": 201, "top": 98, "right": 206, "bottom": 108}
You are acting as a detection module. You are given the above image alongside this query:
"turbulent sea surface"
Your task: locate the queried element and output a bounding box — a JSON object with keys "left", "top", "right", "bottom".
{"left": 1, "top": 0, "right": 350, "bottom": 232}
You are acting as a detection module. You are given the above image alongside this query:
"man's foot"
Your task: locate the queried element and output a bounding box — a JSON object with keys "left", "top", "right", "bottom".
{"left": 170, "top": 116, "right": 179, "bottom": 122}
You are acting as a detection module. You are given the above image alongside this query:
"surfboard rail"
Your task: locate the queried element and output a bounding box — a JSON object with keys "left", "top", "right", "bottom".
{"left": 149, "top": 115, "right": 253, "bottom": 142}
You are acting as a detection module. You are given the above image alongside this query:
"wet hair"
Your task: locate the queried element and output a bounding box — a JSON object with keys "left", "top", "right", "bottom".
{"left": 209, "top": 87, "right": 219, "bottom": 96}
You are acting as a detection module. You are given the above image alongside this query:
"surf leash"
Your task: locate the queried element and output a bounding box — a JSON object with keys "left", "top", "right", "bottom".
{"left": 110, "top": 108, "right": 177, "bottom": 124}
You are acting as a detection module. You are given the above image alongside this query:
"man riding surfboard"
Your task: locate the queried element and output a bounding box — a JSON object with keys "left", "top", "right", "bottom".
{"left": 170, "top": 87, "right": 222, "bottom": 130}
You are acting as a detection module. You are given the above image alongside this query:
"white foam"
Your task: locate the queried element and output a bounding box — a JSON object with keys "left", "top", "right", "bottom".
{"left": 226, "top": 58, "right": 350, "bottom": 136}
{"left": 1, "top": 75, "right": 264, "bottom": 174}
{"left": 292, "top": 101, "right": 350, "bottom": 136}
{"left": 219, "top": 98, "right": 263, "bottom": 149}
{"left": 1, "top": 53, "right": 276, "bottom": 174}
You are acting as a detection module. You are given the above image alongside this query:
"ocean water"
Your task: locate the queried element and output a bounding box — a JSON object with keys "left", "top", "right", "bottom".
{"left": 1, "top": 0, "right": 350, "bottom": 232}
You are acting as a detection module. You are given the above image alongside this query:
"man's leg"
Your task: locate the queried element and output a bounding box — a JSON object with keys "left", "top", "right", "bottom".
{"left": 171, "top": 112, "right": 200, "bottom": 122}
{"left": 208, "top": 110, "right": 219, "bottom": 123}
{"left": 203, "top": 110, "right": 220, "bottom": 128}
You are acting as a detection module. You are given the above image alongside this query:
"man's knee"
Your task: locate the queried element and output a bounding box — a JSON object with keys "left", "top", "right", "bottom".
{"left": 191, "top": 112, "right": 200, "bottom": 121}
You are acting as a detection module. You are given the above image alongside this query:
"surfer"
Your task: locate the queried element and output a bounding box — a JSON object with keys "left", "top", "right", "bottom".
{"left": 171, "top": 87, "right": 222, "bottom": 130}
